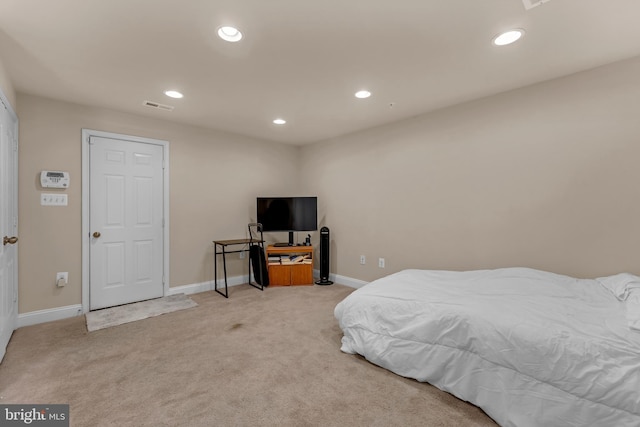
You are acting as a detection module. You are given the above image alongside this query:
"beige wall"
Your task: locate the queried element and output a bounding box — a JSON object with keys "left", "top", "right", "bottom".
{"left": 16, "top": 54, "right": 640, "bottom": 313}
{"left": 301, "top": 55, "right": 640, "bottom": 281}
{"left": 17, "top": 94, "right": 299, "bottom": 313}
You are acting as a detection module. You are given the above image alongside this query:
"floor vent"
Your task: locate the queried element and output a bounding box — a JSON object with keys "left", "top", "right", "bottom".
{"left": 522, "top": 0, "right": 551, "bottom": 10}
{"left": 143, "top": 100, "right": 174, "bottom": 111}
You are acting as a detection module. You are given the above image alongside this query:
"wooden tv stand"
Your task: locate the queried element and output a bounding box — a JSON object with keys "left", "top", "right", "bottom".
{"left": 266, "top": 245, "right": 314, "bottom": 286}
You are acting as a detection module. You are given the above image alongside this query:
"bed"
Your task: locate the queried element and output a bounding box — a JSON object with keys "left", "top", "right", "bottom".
{"left": 334, "top": 267, "right": 640, "bottom": 427}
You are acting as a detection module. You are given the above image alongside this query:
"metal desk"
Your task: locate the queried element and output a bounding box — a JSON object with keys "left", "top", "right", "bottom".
{"left": 213, "top": 238, "right": 264, "bottom": 298}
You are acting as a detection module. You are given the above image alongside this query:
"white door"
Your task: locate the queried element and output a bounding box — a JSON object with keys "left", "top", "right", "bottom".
{"left": 0, "top": 95, "right": 18, "bottom": 360}
{"left": 89, "top": 135, "right": 164, "bottom": 310}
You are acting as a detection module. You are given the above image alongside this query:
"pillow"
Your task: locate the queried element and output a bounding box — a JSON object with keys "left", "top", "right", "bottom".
{"left": 596, "top": 273, "right": 640, "bottom": 301}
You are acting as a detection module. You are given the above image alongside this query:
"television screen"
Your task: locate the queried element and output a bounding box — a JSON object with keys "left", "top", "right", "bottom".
{"left": 257, "top": 197, "right": 317, "bottom": 232}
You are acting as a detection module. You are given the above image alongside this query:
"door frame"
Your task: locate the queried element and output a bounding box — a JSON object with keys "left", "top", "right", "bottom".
{"left": 81, "top": 129, "right": 170, "bottom": 313}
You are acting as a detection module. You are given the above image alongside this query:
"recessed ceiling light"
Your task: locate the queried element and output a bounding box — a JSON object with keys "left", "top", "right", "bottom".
{"left": 218, "top": 26, "right": 243, "bottom": 42}
{"left": 273, "top": 118, "right": 286, "bottom": 125}
{"left": 355, "top": 90, "right": 371, "bottom": 99}
{"left": 164, "top": 90, "right": 183, "bottom": 99}
{"left": 493, "top": 29, "right": 525, "bottom": 46}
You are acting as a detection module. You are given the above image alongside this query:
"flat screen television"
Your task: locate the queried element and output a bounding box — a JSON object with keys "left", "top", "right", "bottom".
{"left": 257, "top": 196, "right": 317, "bottom": 246}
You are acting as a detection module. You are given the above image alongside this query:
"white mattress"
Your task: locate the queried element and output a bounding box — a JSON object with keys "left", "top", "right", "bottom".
{"left": 334, "top": 268, "right": 640, "bottom": 427}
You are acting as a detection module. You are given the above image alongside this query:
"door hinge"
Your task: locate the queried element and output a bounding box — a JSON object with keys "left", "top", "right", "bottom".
{"left": 162, "top": 218, "right": 165, "bottom": 227}
{"left": 13, "top": 138, "right": 18, "bottom": 152}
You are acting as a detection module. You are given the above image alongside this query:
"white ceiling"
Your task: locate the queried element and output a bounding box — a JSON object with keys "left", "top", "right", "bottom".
{"left": 1, "top": 0, "right": 640, "bottom": 145}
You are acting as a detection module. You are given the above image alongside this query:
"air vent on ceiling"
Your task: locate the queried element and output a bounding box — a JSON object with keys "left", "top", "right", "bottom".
{"left": 143, "top": 100, "right": 174, "bottom": 111}
{"left": 522, "top": 0, "right": 551, "bottom": 10}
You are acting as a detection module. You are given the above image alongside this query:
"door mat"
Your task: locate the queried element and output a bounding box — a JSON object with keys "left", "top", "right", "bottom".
{"left": 86, "top": 293, "right": 197, "bottom": 332}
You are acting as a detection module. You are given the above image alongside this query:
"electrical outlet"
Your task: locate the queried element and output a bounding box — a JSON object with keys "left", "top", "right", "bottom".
{"left": 56, "top": 272, "right": 68, "bottom": 287}
{"left": 378, "top": 258, "right": 385, "bottom": 268}
{"left": 360, "top": 255, "right": 366, "bottom": 265}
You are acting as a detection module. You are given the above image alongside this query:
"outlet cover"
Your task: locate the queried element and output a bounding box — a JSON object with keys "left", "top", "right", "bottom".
{"left": 56, "top": 272, "right": 68, "bottom": 287}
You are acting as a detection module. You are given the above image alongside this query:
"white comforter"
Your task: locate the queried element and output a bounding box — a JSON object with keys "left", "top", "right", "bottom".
{"left": 334, "top": 268, "right": 640, "bottom": 427}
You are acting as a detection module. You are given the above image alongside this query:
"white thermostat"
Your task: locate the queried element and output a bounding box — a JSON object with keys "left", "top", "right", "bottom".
{"left": 40, "top": 171, "right": 70, "bottom": 188}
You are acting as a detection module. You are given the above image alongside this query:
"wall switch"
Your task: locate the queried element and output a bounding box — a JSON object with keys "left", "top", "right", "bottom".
{"left": 56, "top": 272, "right": 68, "bottom": 287}
{"left": 41, "top": 193, "right": 68, "bottom": 206}
{"left": 360, "top": 255, "right": 366, "bottom": 265}
{"left": 378, "top": 258, "right": 385, "bottom": 268}
{"left": 239, "top": 250, "right": 246, "bottom": 259}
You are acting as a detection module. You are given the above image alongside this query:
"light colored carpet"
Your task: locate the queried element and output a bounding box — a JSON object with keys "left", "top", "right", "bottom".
{"left": 1, "top": 284, "right": 497, "bottom": 426}
{"left": 85, "top": 293, "right": 198, "bottom": 331}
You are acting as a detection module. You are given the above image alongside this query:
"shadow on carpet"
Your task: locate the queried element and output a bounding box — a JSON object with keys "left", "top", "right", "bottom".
{"left": 85, "top": 294, "right": 198, "bottom": 332}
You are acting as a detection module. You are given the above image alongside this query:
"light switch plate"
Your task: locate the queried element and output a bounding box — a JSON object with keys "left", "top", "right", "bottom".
{"left": 41, "top": 193, "right": 68, "bottom": 206}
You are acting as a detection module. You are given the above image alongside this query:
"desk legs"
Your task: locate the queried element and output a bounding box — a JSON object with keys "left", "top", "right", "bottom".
{"left": 213, "top": 242, "right": 264, "bottom": 298}
{"left": 214, "top": 244, "right": 229, "bottom": 298}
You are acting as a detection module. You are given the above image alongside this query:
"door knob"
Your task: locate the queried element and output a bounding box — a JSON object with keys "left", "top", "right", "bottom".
{"left": 3, "top": 236, "right": 18, "bottom": 245}
{"left": 93, "top": 232, "right": 101, "bottom": 238}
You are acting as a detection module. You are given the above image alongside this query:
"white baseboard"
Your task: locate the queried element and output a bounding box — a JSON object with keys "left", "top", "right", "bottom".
{"left": 166, "top": 275, "right": 249, "bottom": 296}
{"left": 166, "top": 281, "right": 211, "bottom": 296}
{"left": 16, "top": 272, "right": 363, "bottom": 328}
{"left": 333, "top": 273, "right": 368, "bottom": 289}
{"left": 313, "top": 270, "right": 368, "bottom": 289}
{"left": 17, "top": 304, "right": 84, "bottom": 328}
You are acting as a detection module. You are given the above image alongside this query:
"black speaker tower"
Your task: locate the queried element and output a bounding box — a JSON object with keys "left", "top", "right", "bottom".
{"left": 315, "top": 226, "right": 333, "bottom": 285}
